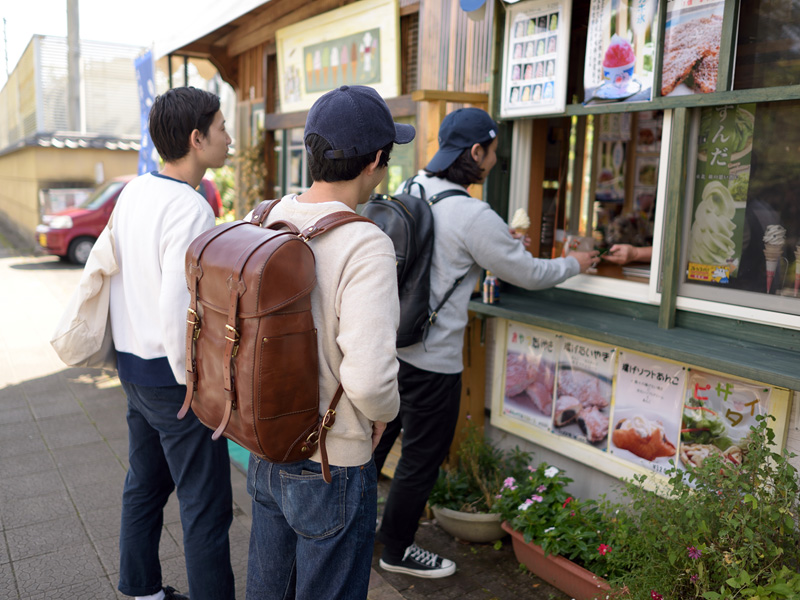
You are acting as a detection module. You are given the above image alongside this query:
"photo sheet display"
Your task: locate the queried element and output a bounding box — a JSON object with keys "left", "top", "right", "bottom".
{"left": 501, "top": 0, "right": 572, "bottom": 117}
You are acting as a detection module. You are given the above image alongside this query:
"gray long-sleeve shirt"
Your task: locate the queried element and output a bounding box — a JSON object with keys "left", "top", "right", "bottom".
{"left": 396, "top": 171, "right": 580, "bottom": 374}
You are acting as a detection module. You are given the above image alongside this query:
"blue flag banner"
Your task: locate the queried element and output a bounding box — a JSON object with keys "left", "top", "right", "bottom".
{"left": 134, "top": 51, "right": 159, "bottom": 175}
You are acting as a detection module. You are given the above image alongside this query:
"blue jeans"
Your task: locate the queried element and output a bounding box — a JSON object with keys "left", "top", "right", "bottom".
{"left": 246, "top": 455, "right": 377, "bottom": 600}
{"left": 118, "top": 380, "right": 235, "bottom": 599}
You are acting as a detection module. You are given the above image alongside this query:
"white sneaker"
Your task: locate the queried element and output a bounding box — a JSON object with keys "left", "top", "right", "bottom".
{"left": 378, "top": 543, "right": 456, "bottom": 578}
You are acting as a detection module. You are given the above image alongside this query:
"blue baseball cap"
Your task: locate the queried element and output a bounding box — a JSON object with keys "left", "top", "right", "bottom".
{"left": 304, "top": 85, "right": 415, "bottom": 159}
{"left": 426, "top": 108, "right": 498, "bottom": 172}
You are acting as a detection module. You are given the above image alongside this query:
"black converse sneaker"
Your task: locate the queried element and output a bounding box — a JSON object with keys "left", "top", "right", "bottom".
{"left": 379, "top": 543, "right": 456, "bottom": 578}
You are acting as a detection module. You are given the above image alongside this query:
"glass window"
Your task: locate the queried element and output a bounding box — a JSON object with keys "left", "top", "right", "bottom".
{"left": 680, "top": 99, "right": 800, "bottom": 315}
{"left": 734, "top": 0, "right": 800, "bottom": 89}
{"left": 563, "top": 110, "right": 663, "bottom": 282}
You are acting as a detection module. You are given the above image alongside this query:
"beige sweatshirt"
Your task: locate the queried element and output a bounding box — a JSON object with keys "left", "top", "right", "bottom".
{"left": 263, "top": 195, "right": 400, "bottom": 467}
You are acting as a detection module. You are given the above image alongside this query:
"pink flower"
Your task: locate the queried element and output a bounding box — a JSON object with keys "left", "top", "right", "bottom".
{"left": 502, "top": 477, "right": 517, "bottom": 490}
{"left": 537, "top": 485, "right": 547, "bottom": 493}
{"left": 650, "top": 591, "right": 663, "bottom": 600}
{"left": 690, "top": 574, "right": 699, "bottom": 583}
{"left": 570, "top": 511, "right": 575, "bottom": 516}
{"left": 530, "top": 495, "right": 543, "bottom": 503}
{"left": 562, "top": 496, "right": 573, "bottom": 508}
{"left": 598, "top": 544, "right": 611, "bottom": 555}
{"left": 687, "top": 546, "right": 702, "bottom": 559}
{"left": 527, "top": 465, "right": 535, "bottom": 472}
{"left": 466, "top": 414, "right": 472, "bottom": 420}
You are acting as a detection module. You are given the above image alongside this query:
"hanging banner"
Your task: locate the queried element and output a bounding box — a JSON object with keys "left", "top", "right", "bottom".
{"left": 501, "top": 322, "right": 560, "bottom": 430}
{"left": 610, "top": 351, "right": 686, "bottom": 474}
{"left": 500, "top": 0, "right": 572, "bottom": 117}
{"left": 134, "top": 50, "right": 159, "bottom": 175}
{"left": 678, "top": 369, "right": 771, "bottom": 471}
{"left": 686, "top": 103, "right": 756, "bottom": 285}
{"left": 584, "top": 0, "right": 660, "bottom": 105}
{"left": 552, "top": 336, "right": 616, "bottom": 450}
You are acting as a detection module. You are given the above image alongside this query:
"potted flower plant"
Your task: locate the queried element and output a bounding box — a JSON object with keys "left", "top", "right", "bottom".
{"left": 603, "top": 415, "right": 800, "bottom": 600}
{"left": 492, "top": 462, "right": 616, "bottom": 600}
{"left": 428, "top": 416, "right": 532, "bottom": 543}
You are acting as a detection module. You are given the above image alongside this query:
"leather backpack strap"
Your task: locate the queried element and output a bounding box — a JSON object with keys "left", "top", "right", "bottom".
{"left": 250, "top": 199, "right": 280, "bottom": 227}
{"left": 317, "top": 384, "right": 344, "bottom": 484}
{"left": 179, "top": 221, "right": 245, "bottom": 420}
{"left": 301, "top": 211, "right": 374, "bottom": 240}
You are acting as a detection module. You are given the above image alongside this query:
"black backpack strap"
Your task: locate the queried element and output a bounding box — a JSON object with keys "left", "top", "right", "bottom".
{"left": 428, "top": 189, "right": 468, "bottom": 206}
{"left": 421, "top": 267, "right": 472, "bottom": 343}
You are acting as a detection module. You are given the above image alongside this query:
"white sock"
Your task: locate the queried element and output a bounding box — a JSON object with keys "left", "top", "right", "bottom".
{"left": 135, "top": 591, "right": 165, "bottom": 600}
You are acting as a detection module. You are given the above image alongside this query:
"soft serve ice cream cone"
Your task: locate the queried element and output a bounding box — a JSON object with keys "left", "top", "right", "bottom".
{"left": 762, "top": 224, "right": 786, "bottom": 293}
{"left": 510, "top": 208, "right": 530, "bottom": 235}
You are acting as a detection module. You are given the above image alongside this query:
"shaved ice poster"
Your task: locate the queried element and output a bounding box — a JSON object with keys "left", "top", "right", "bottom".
{"left": 552, "top": 336, "right": 616, "bottom": 450}
{"left": 584, "top": 0, "right": 660, "bottom": 105}
{"left": 502, "top": 322, "right": 560, "bottom": 430}
{"left": 686, "top": 104, "right": 756, "bottom": 285}
{"left": 611, "top": 351, "right": 686, "bottom": 474}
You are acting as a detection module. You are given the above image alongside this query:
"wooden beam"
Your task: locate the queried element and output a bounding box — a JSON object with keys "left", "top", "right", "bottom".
{"left": 228, "top": 0, "right": 352, "bottom": 58}
{"left": 411, "top": 89, "right": 489, "bottom": 105}
{"left": 399, "top": 1, "right": 420, "bottom": 16}
{"left": 264, "top": 94, "right": 416, "bottom": 131}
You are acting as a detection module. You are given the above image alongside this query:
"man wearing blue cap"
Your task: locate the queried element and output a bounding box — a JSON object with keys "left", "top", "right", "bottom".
{"left": 374, "top": 107, "right": 597, "bottom": 578}
{"left": 245, "top": 85, "right": 413, "bottom": 600}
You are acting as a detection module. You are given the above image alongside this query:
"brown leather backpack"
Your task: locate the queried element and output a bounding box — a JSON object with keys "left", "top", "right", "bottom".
{"left": 177, "top": 200, "right": 372, "bottom": 483}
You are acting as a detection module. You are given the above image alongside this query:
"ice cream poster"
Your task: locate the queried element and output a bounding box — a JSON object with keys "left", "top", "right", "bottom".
{"left": 500, "top": 0, "right": 572, "bottom": 118}
{"left": 502, "top": 323, "right": 560, "bottom": 431}
{"left": 276, "top": 0, "right": 401, "bottom": 113}
{"left": 677, "top": 370, "right": 770, "bottom": 473}
{"left": 686, "top": 104, "right": 756, "bottom": 284}
{"left": 552, "top": 336, "right": 616, "bottom": 450}
{"left": 584, "top": 0, "right": 660, "bottom": 105}
{"left": 610, "top": 351, "right": 686, "bottom": 474}
{"left": 661, "top": 0, "right": 724, "bottom": 97}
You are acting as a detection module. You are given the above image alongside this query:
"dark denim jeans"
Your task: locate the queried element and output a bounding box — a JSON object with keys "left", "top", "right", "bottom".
{"left": 118, "top": 380, "right": 235, "bottom": 599}
{"left": 246, "top": 455, "right": 377, "bottom": 600}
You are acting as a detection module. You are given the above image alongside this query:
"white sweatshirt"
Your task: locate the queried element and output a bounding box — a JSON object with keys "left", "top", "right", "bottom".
{"left": 261, "top": 195, "right": 401, "bottom": 467}
{"left": 109, "top": 173, "right": 215, "bottom": 386}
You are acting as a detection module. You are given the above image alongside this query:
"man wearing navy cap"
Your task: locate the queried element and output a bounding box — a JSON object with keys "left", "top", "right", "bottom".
{"left": 374, "top": 107, "right": 597, "bottom": 578}
{"left": 245, "top": 86, "right": 412, "bottom": 600}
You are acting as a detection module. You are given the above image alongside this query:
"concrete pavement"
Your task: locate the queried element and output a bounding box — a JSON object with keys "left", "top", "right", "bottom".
{"left": 0, "top": 219, "right": 565, "bottom": 600}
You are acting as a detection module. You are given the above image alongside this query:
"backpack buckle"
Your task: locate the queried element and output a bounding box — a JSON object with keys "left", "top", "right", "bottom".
{"left": 322, "top": 408, "right": 336, "bottom": 430}
{"left": 225, "top": 325, "right": 240, "bottom": 357}
{"left": 187, "top": 308, "right": 201, "bottom": 339}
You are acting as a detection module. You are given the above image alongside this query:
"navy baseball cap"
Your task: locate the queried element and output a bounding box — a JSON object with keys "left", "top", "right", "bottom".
{"left": 304, "top": 85, "right": 415, "bottom": 159}
{"left": 426, "top": 108, "right": 498, "bottom": 172}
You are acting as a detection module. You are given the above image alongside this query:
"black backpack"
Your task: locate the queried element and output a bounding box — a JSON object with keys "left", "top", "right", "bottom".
{"left": 363, "top": 177, "right": 467, "bottom": 347}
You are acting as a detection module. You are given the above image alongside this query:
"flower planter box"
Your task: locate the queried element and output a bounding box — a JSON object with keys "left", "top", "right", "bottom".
{"left": 501, "top": 521, "right": 610, "bottom": 600}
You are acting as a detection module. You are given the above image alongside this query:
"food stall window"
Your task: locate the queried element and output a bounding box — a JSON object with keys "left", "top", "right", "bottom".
{"left": 559, "top": 110, "right": 664, "bottom": 284}
{"left": 679, "top": 99, "right": 800, "bottom": 317}
{"left": 734, "top": 1, "right": 800, "bottom": 90}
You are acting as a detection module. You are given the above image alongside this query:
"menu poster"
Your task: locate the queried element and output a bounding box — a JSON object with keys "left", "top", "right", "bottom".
{"left": 678, "top": 370, "right": 771, "bottom": 472}
{"left": 610, "top": 351, "right": 686, "bottom": 474}
{"left": 500, "top": 0, "right": 572, "bottom": 118}
{"left": 584, "top": 0, "right": 660, "bottom": 105}
{"left": 502, "top": 323, "right": 560, "bottom": 430}
{"left": 686, "top": 104, "right": 756, "bottom": 285}
{"left": 552, "top": 337, "right": 616, "bottom": 450}
{"left": 661, "top": 0, "right": 725, "bottom": 97}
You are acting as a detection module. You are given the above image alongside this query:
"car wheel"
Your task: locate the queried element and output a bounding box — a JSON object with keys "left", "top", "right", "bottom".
{"left": 68, "top": 236, "right": 95, "bottom": 265}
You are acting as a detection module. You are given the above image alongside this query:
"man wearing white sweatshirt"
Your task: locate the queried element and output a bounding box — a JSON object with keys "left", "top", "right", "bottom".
{"left": 109, "top": 87, "right": 234, "bottom": 600}
{"left": 245, "top": 85, "right": 410, "bottom": 600}
{"left": 374, "top": 108, "right": 598, "bottom": 578}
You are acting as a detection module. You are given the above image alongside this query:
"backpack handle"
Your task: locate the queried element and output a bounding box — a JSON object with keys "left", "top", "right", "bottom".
{"left": 251, "top": 199, "right": 280, "bottom": 226}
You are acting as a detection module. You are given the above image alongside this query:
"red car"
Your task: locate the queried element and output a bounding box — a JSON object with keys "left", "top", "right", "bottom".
{"left": 36, "top": 174, "right": 222, "bottom": 264}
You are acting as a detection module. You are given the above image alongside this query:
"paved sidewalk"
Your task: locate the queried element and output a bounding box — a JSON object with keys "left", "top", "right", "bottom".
{"left": 0, "top": 219, "right": 565, "bottom": 600}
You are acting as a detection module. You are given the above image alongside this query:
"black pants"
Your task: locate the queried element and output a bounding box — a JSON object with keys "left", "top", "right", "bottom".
{"left": 374, "top": 359, "right": 462, "bottom": 556}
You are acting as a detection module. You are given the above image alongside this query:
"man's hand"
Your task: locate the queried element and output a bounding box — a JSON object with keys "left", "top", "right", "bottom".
{"left": 371, "top": 421, "right": 387, "bottom": 452}
{"left": 568, "top": 250, "right": 600, "bottom": 273}
{"left": 509, "top": 228, "right": 532, "bottom": 249}
{"left": 603, "top": 244, "right": 652, "bottom": 265}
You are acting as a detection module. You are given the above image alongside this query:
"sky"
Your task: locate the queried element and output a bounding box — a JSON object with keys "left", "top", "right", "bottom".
{"left": 0, "top": 0, "right": 182, "bottom": 88}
